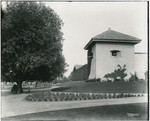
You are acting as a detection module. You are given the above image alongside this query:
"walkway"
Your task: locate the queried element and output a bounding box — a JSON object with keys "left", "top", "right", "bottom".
{"left": 2, "top": 92, "right": 147, "bottom": 118}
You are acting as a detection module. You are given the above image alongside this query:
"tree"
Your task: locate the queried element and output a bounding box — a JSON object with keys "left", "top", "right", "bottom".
{"left": 1, "top": 8, "right": 4, "bottom": 19}
{"left": 2, "top": 2, "right": 67, "bottom": 93}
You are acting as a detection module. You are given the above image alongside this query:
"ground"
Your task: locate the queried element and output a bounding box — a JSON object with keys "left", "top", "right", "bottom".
{"left": 51, "top": 81, "right": 147, "bottom": 93}
{"left": 1, "top": 81, "right": 148, "bottom": 120}
{"left": 2, "top": 103, "right": 148, "bottom": 121}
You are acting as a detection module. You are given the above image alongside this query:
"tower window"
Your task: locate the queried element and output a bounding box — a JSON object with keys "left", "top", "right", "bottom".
{"left": 110, "top": 50, "right": 121, "bottom": 57}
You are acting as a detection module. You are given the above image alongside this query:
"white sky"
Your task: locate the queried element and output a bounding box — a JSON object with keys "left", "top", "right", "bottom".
{"left": 2, "top": 2, "right": 148, "bottom": 77}
{"left": 44, "top": 2, "right": 147, "bottom": 76}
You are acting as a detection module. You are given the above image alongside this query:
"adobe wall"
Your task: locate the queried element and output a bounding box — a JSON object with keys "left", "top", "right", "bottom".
{"left": 95, "top": 42, "right": 135, "bottom": 79}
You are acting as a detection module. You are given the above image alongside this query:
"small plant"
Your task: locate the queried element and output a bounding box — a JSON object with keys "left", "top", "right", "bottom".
{"left": 120, "top": 93, "right": 123, "bottom": 98}
{"left": 95, "top": 94, "right": 100, "bottom": 99}
{"left": 96, "top": 78, "right": 101, "bottom": 82}
{"left": 87, "top": 93, "right": 92, "bottom": 100}
{"left": 26, "top": 91, "right": 132, "bottom": 102}
{"left": 104, "top": 94, "right": 108, "bottom": 99}
{"left": 129, "top": 72, "right": 139, "bottom": 81}
{"left": 124, "top": 94, "right": 128, "bottom": 97}
{"left": 112, "top": 93, "right": 116, "bottom": 98}
{"left": 117, "top": 94, "right": 120, "bottom": 98}
{"left": 108, "top": 93, "right": 112, "bottom": 98}
{"left": 86, "top": 78, "right": 101, "bottom": 82}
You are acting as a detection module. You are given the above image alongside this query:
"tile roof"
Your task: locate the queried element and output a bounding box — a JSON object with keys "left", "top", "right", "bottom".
{"left": 93, "top": 29, "right": 141, "bottom": 40}
{"left": 84, "top": 29, "right": 141, "bottom": 50}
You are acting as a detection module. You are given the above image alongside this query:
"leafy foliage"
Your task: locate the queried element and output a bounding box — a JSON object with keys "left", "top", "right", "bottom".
{"left": 104, "top": 64, "right": 127, "bottom": 81}
{"left": 86, "top": 78, "right": 101, "bottom": 82}
{"left": 26, "top": 91, "right": 142, "bottom": 102}
{"left": 2, "top": 2, "right": 67, "bottom": 93}
{"left": 129, "top": 72, "right": 139, "bottom": 81}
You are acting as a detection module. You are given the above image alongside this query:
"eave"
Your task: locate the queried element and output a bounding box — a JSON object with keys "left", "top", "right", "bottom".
{"left": 84, "top": 38, "right": 141, "bottom": 50}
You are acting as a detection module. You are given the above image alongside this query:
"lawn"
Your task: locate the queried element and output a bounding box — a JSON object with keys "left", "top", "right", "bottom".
{"left": 51, "top": 81, "right": 147, "bottom": 93}
{"left": 2, "top": 103, "right": 148, "bottom": 120}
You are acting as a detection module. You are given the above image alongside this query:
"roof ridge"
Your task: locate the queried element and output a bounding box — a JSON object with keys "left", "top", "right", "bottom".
{"left": 109, "top": 29, "right": 141, "bottom": 40}
{"left": 84, "top": 29, "right": 141, "bottom": 50}
{"left": 92, "top": 29, "right": 141, "bottom": 40}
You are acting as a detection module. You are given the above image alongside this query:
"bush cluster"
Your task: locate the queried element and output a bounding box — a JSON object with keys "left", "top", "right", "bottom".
{"left": 129, "top": 72, "right": 139, "bottom": 81}
{"left": 26, "top": 91, "right": 144, "bottom": 102}
{"left": 86, "top": 78, "right": 101, "bottom": 82}
{"left": 104, "top": 64, "right": 127, "bottom": 82}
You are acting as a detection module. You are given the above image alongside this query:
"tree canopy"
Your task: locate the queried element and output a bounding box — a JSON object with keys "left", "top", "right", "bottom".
{"left": 2, "top": 2, "right": 67, "bottom": 93}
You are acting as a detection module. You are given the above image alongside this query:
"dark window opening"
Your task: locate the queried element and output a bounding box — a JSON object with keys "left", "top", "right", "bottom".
{"left": 110, "top": 50, "right": 121, "bottom": 57}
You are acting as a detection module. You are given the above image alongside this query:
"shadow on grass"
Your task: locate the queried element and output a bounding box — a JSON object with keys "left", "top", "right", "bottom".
{"left": 51, "top": 87, "right": 71, "bottom": 92}
{"left": 2, "top": 103, "right": 148, "bottom": 120}
{"left": 1, "top": 88, "right": 32, "bottom": 96}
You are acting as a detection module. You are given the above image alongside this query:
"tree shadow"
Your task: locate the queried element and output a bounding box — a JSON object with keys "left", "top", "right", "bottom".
{"left": 51, "top": 87, "right": 71, "bottom": 92}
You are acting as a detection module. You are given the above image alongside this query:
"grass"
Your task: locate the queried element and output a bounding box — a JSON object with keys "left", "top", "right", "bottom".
{"left": 52, "top": 81, "right": 147, "bottom": 93}
{"left": 2, "top": 103, "right": 148, "bottom": 120}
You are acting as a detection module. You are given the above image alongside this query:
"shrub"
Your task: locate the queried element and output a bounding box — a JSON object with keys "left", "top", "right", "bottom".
{"left": 112, "top": 93, "right": 116, "bottom": 98}
{"left": 104, "top": 64, "right": 127, "bottom": 82}
{"left": 96, "top": 78, "right": 101, "bottom": 82}
{"left": 87, "top": 93, "right": 92, "bottom": 100}
{"left": 130, "top": 94, "right": 133, "bottom": 97}
{"left": 107, "top": 78, "right": 114, "bottom": 82}
{"left": 129, "top": 72, "right": 139, "bottom": 81}
{"left": 26, "top": 91, "right": 131, "bottom": 102}
{"left": 117, "top": 94, "right": 120, "bottom": 98}
{"left": 95, "top": 94, "right": 100, "bottom": 99}
{"left": 104, "top": 94, "right": 108, "bottom": 99}
{"left": 97, "top": 94, "right": 102, "bottom": 99}
{"left": 73, "top": 93, "right": 78, "bottom": 100}
{"left": 108, "top": 93, "right": 112, "bottom": 98}
{"left": 101, "top": 94, "right": 105, "bottom": 99}
{"left": 127, "top": 94, "right": 131, "bottom": 97}
{"left": 86, "top": 78, "right": 95, "bottom": 82}
{"left": 124, "top": 94, "right": 128, "bottom": 97}
{"left": 91, "top": 93, "right": 96, "bottom": 99}
{"left": 86, "top": 78, "right": 101, "bottom": 82}
{"left": 120, "top": 93, "right": 124, "bottom": 98}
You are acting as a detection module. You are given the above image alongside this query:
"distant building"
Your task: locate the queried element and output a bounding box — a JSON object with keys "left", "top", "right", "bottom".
{"left": 69, "top": 64, "right": 88, "bottom": 81}
{"left": 134, "top": 52, "right": 147, "bottom": 79}
{"left": 70, "top": 28, "right": 147, "bottom": 81}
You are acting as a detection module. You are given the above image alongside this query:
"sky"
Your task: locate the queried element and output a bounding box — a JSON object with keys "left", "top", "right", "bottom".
{"left": 2, "top": 2, "right": 148, "bottom": 77}
{"left": 44, "top": 2, "right": 147, "bottom": 77}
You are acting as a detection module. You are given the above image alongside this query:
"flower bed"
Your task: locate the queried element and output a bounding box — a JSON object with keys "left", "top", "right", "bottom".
{"left": 26, "top": 91, "right": 144, "bottom": 102}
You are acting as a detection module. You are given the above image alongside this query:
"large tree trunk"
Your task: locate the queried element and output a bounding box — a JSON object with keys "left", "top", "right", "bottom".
{"left": 17, "top": 81, "right": 23, "bottom": 94}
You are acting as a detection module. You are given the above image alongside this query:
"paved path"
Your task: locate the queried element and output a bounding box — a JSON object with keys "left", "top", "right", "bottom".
{"left": 2, "top": 92, "right": 147, "bottom": 118}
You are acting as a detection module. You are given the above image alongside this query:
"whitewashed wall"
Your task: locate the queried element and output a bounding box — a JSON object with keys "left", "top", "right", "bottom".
{"left": 89, "top": 42, "right": 135, "bottom": 79}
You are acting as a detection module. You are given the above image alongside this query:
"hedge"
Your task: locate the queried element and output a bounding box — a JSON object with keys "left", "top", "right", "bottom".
{"left": 26, "top": 91, "right": 144, "bottom": 102}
